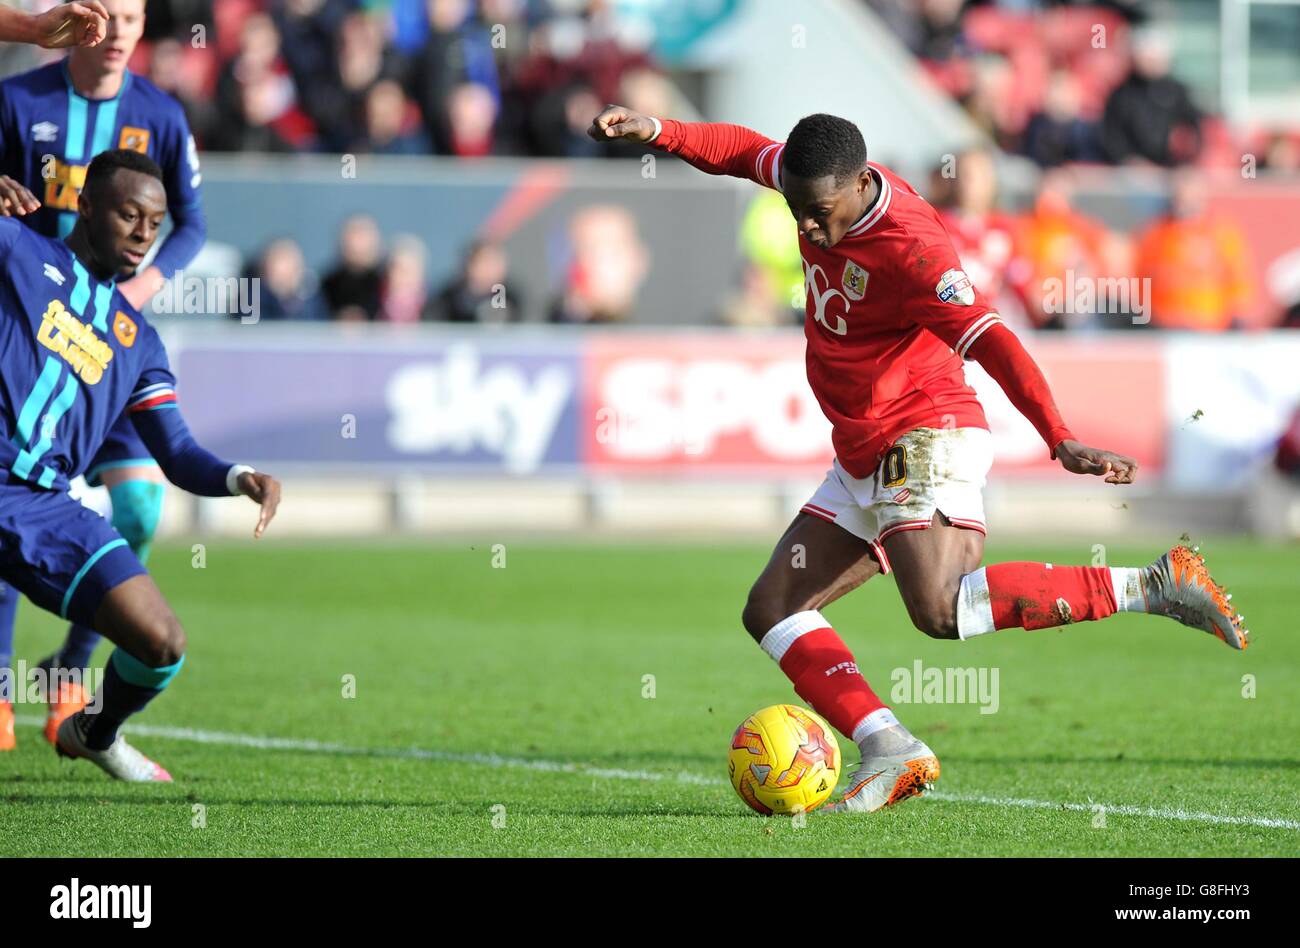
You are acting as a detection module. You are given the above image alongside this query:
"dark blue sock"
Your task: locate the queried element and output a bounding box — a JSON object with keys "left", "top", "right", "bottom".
{"left": 83, "top": 650, "right": 183, "bottom": 751}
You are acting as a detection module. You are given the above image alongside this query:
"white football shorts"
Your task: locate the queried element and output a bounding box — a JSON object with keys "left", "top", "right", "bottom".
{"left": 800, "top": 426, "right": 993, "bottom": 574}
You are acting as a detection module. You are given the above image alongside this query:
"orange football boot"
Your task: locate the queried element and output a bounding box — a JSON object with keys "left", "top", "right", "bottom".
{"left": 44, "top": 679, "right": 89, "bottom": 745}
{"left": 0, "top": 700, "right": 14, "bottom": 751}
{"left": 1142, "top": 544, "right": 1249, "bottom": 650}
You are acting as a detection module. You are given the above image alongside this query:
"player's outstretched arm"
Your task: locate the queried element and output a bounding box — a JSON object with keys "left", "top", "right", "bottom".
{"left": 0, "top": 3, "right": 108, "bottom": 49}
{"left": 128, "top": 390, "right": 282, "bottom": 538}
{"left": 589, "top": 104, "right": 784, "bottom": 190}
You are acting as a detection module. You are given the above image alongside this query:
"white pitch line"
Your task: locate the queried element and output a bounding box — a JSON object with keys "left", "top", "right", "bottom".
{"left": 15, "top": 715, "right": 1299, "bottom": 831}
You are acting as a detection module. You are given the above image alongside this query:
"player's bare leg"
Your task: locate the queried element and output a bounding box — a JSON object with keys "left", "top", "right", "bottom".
{"left": 744, "top": 513, "right": 938, "bottom": 814}
{"left": 54, "top": 573, "right": 184, "bottom": 782}
{"left": 742, "top": 512, "right": 881, "bottom": 642}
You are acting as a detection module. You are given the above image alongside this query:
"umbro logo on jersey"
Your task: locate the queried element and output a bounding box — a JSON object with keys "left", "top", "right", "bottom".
{"left": 43, "top": 264, "right": 65, "bottom": 286}
{"left": 31, "top": 121, "right": 58, "bottom": 142}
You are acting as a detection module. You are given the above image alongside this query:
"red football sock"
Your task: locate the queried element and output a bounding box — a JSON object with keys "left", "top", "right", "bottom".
{"left": 983, "top": 562, "right": 1118, "bottom": 630}
{"left": 772, "top": 624, "right": 886, "bottom": 739}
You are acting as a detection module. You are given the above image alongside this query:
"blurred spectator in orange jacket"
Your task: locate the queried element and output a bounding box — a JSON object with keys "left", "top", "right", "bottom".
{"left": 1012, "top": 169, "right": 1124, "bottom": 329}
{"left": 1133, "top": 169, "right": 1255, "bottom": 330}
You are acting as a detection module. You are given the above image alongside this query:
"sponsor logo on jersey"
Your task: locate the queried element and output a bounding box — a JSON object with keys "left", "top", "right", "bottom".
{"left": 803, "top": 262, "right": 848, "bottom": 336}
{"left": 113, "top": 311, "right": 137, "bottom": 348}
{"left": 841, "top": 260, "right": 869, "bottom": 301}
{"left": 37, "top": 299, "right": 113, "bottom": 384}
{"left": 936, "top": 268, "right": 975, "bottom": 306}
{"left": 119, "top": 126, "right": 151, "bottom": 153}
{"left": 42, "top": 159, "right": 87, "bottom": 212}
{"left": 43, "top": 263, "right": 66, "bottom": 286}
{"left": 31, "top": 121, "right": 58, "bottom": 142}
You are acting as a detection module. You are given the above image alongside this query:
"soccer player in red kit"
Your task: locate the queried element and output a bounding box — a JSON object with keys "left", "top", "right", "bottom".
{"left": 590, "top": 106, "right": 1249, "bottom": 814}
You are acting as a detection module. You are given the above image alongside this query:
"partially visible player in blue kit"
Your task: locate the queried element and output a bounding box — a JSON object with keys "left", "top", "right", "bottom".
{"left": 0, "top": 148, "right": 280, "bottom": 780}
{"left": 0, "top": 0, "right": 207, "bottom": 747}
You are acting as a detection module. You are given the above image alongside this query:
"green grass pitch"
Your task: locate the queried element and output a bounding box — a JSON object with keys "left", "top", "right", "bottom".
{"left": 1, "top": 537, "right": 1297, "bottom": 856}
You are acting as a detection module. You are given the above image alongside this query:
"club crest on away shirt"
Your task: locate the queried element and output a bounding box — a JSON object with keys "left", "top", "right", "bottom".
{"left": 936, "top": 268, "right": 975, "bottom": 306}
{"left": 842, "top": 260, "right": 869, "bottom": 301}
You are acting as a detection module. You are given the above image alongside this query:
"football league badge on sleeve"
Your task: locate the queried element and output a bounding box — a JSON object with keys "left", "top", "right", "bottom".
{"left": 842, "top": 260, "right": 869, "bottom": 301}
{"left": 936, "top": 268, "right": 975, "bottom": 306}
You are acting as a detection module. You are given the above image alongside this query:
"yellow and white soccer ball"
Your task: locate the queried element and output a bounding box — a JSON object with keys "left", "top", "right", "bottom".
{"left": 728, "top": 704, "right": 841, "bottom": 815}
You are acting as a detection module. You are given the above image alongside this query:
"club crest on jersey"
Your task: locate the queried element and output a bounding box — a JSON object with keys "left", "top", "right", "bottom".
{"left": 842, "top": 260, "right": 869, "bottom": 301}
{"left": 31, "top": 121, "right": 58, "bottom": 143}
{"left": 936, "top": 268, "right": 975, "bottom": 306}
{"left": 113, "top": 311, "right": 138, "bottom": 348}
{"left": 119, "top": 126, "right": 150, "bottom": 153}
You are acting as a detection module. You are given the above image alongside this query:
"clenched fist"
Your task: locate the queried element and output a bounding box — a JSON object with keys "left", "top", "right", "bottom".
{"left": 587, "top": 105, "right": 659, "bottom": 144}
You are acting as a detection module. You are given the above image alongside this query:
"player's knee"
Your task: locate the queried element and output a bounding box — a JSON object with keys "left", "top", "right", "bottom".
{"left": 108, "top": 481, "right": 164, "bottom": 551}
{"left": 909, "top": 599, "right": 959, "bottom": 640}
{"left": 742, "top": 584, "right": 788, "bottom": 642}
{"left": 135, "top": 614, "right": 187, "bottom": 668}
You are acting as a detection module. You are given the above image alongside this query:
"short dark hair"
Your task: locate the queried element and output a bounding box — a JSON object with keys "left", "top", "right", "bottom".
{"left": 83, "top": 148, "right": 165, "bottom": 201}
{"left": 783, "top": 114, "right": 867, "bottom": 186}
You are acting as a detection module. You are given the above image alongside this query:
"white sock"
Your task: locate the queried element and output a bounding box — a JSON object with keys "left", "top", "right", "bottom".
{"left": 956, "top": 567, "right": 996, "bottom": 639}
{"left": 1109, "top": 567, "right": 1146, "bottom": 612}
{"left": 758, "top": 610, "right": 829, "bottom": 663}
{"left": 851, "top": 707, "right": 899, "bottom": 744}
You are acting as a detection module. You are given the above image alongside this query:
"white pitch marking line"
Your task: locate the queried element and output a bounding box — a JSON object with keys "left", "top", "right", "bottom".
{"left": 16, "top": 715, "right": 1299, "bottom": 830}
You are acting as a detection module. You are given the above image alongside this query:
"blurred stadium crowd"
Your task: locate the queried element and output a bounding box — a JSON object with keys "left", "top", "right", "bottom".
{"left": 4, "top": 0, "right": 1294, "bottom": 330}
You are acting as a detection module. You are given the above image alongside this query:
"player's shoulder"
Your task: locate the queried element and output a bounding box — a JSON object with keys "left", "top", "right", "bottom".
{"left": 0, "top": 60, "right": 65, "bottom": 96}
{"left": 0, "top": 216, "right": 59, "bottom": 257}
{"left": 124, "top": 71, "right": 189, "bottom": 124}
{"left": 869, "top": 161, "right": 957, "bottom": 262}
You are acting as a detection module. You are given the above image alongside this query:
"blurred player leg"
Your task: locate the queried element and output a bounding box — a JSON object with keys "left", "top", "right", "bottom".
{"left": 0, "top": 582, "right": 17, "bottom": 750}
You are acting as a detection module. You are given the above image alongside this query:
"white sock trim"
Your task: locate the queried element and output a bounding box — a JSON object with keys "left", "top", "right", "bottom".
{"left": 1110, "top": 567, "right": 1144, "bottom": 612}
{"left": 956, "top": 567, "right": 996, "bottom": 639}
{"left": 851, "top": 708, "right": 900, "bottom": 744}
{"left": 759, "top": 610, "right": 830, "bottom": 663}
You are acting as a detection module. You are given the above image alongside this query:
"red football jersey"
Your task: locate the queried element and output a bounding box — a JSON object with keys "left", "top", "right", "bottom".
{"left": 654, "top": 120, "right": 1010, "bottom": 479}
